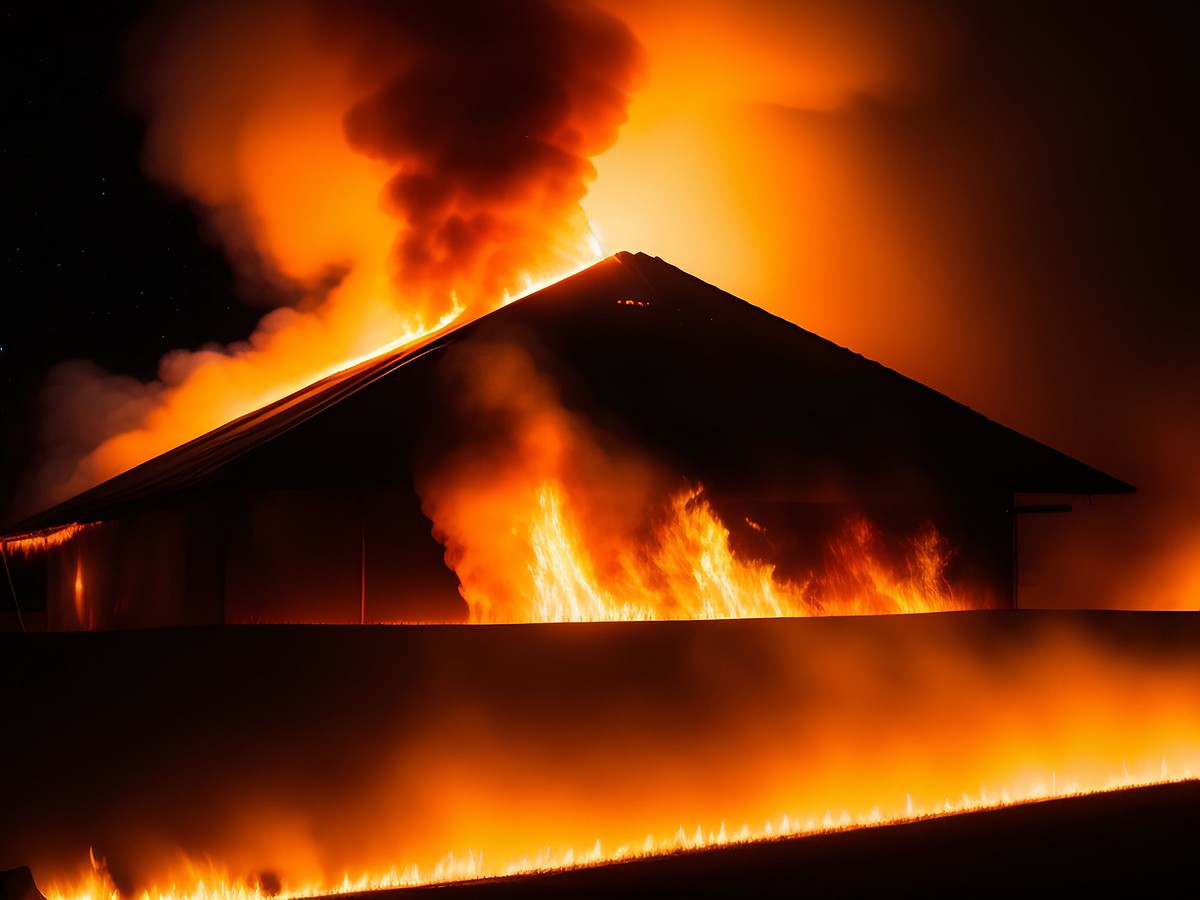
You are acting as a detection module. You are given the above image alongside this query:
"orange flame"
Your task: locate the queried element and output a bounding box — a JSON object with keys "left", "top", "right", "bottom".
{"left": 416, "top": 338, "right": 990, "bottom": 623}
{"left": 13, "top": 611, "right": 1199, "bottom": 900}
{"left": 1, "top": 522, "right": 95, "bottom": 558}
{"left": 507, "top": 482, "right": 977, "bottom": 624}
{"left": 40, "top": 761, "right": 1200, "bottom": 900}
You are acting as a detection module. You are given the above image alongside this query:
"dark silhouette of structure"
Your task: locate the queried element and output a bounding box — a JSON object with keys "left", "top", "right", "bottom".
{"left": 0, "top": 253, "right": 1132, "bottom": 629}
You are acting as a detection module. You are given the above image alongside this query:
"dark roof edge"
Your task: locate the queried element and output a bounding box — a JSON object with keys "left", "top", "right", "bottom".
{"left": 2, "top": 250, "right": 1134, "bottom": 540}
{"left": 618, "top": 251, "right": 1135, "bottom": 496}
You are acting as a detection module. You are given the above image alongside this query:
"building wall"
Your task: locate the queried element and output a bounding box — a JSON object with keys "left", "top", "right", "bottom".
{"left": 36, "top": 486, "right": 1010, "bottom": 629}
{"left": 223, "top": 489, "right": 464, "bottom": 625}
{"left": 45, "top": 505, "right": 223, "bottom": 630}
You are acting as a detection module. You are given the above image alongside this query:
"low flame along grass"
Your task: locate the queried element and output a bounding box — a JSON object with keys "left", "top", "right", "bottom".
{"left": 44, "top": 759, "right": 1199, "bottom": 900}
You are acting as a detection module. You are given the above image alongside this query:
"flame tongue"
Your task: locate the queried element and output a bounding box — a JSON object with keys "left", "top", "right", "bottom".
{"left": 417, "top": 338, "right": 987, "bottom": 624}
{"left": 497, "top": 481, "right": 977, "bottom": 624}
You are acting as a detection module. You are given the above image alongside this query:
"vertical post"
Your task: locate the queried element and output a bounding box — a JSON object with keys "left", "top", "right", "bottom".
{"left": 1011, "top": 494, "right": 1019, "bottom": 610}
{"left": 1, "top": 546, "right": 24, "bottom": 633}
{"left": 1010, "top": 501, "right": 1073, "bottom": 611}
{"left": 217, "top": 499, "right": 227, "bottom": 626}
{"left": 360, "top": 506, "right": 367, "bottom": 626}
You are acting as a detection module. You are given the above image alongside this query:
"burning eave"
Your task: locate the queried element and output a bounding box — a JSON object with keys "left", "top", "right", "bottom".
{"left": 0, "top": 523, "right": 98, "bottom": 559}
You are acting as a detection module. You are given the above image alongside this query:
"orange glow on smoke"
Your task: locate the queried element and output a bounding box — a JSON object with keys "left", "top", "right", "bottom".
{"left": 30, "top": 0, "right": 639, "bottom": 513}
{"left": 584, "top": 0, "right": 962, "bottom": 376}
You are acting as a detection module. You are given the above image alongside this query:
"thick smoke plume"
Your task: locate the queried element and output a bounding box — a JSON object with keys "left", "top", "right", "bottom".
{"left": 19, "top": 0, "right": 640, "bottom": 516}
{"left": 328, "top": 0, "right": 640, "bottom": 312}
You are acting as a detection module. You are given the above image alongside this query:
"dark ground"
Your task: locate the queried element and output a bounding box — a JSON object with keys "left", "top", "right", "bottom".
{"left": 377, "top": 779, "right": 1200, "bottom": 897}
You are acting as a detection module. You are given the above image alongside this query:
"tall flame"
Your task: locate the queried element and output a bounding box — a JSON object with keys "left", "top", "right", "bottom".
{"left": 513, "top": 481, "right": 975, "bottom": 624}
{"left": 417, "top": 338, "right": 990, "bottom": 623}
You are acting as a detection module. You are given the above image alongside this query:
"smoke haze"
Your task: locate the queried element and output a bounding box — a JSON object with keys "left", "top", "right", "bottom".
{"left": 17, "top": 0, "right": 641, "bottom": 515}
{"left": 585, "top": 0, "right": 1199, "bottom": 610}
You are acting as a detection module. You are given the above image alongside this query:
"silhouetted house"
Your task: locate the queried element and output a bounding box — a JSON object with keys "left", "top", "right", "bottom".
{"left": 0, "top": 253, "right": 1132, "bottom": 629}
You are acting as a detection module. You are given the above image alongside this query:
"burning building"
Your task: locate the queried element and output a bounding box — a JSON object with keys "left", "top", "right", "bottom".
{"left": 1, "top": 252, "right": 1131, "bottom": 630}
{"left": 6, "top": 1, "right": 1199, "bottom": 894}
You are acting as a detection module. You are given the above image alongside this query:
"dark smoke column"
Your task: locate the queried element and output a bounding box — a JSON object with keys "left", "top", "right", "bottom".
{"left": 325, "top": 0, "right": 643, "bottom": 318}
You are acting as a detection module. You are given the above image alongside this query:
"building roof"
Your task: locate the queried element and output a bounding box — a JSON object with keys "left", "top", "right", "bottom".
{"left": 1, "top": 251, "right": 1133, "bottom": 539}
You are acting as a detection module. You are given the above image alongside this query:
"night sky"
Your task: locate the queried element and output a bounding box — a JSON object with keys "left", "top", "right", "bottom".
{"left": 3, "top": 3, "right": 262, "bottom": 511}
{"left": 3, "top": 1, "right": 1198, "bottom": 608}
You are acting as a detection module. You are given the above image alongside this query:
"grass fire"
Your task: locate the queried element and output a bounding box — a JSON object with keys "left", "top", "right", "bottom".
{"left": 4, "top": 615, "right": 1199, "bottom": 898}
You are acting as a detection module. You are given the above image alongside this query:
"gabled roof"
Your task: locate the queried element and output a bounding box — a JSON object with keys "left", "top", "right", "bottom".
{"left": 1, "top": 251, "right": 1133, "bottom": 538}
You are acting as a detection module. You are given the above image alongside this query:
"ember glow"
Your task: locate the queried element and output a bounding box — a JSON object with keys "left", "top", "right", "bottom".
{"left": 0, "top": 523, "right": 96, "bottom": 559}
